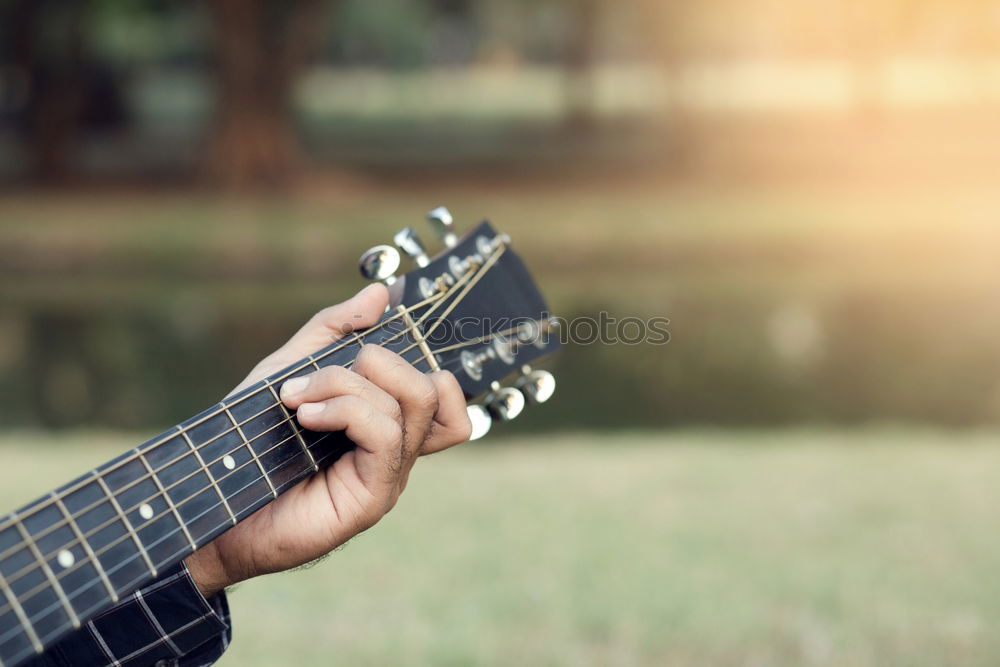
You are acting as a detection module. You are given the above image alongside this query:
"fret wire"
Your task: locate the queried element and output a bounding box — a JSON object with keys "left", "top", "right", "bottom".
{"left": 223, "top": 404, "right": 278, "bottom": 497}
{"left": 265, "top": 384, "right": 318, "bottom": 473}
{"left": 0, "top": 568, "right": 43, "bottom": 655}
{"left": 49, "top": 493, "right": 117, "bottom": 604}
{"left": 136, "top": 453, "right": 196, "bottom": 554}
{"left": 177, "top": 428, "right": 237, "bottom": 527}
{"left": 308, "top": 355, "right": 322, "bottom": 372}
{"left": 345, "top": 331, "right": 365, "bottom": 349}
{"left": 0, "top": 293, "right": 445, "bottom": 540}
{"left": 0, "top": 277, "right": 477, "bottom": 619}
{"left": 9, "top": 516, "right": 80, "bottom": 630}
{"left": 92, "top": 473, "right": 157, "bottom": 580}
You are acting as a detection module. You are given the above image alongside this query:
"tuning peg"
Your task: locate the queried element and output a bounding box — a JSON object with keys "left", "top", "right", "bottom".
{"left": 426, "top": 206, "right": 458, "bottom": 248}
{"left": 516, "top": 366, "right": 556, "bottom": 404}
{"left": 486, "top": 383, "right": 526, "bottom": 422}
{"left": 393, "top": 227, "right": 430, "bottom": 267}
{"left": 467, "top": 404, "right": 492, "bottom": 441}
{"left": 359, "top": 245, "right": 401, "bottom": 284}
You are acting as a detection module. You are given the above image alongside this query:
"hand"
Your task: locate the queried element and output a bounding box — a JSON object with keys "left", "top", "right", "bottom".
{"left": 184, "top": 284, "right": 473, "bottom": 596}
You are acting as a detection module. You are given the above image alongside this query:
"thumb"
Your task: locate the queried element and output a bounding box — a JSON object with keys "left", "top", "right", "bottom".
{"left": 279, "top": 283, "right": 390, "bottom": 358}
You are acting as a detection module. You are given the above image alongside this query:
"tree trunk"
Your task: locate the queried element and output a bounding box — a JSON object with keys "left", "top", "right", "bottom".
{"left": 204, "top": 0, "right": 328, "bottom": 189}
{"left": 563, "top": 0, "right": 600, "bottom": 132}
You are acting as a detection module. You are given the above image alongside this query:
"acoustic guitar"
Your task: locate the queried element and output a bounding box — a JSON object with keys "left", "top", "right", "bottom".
{"left": 0, "top": 208, "right": 559, "bottom": 666}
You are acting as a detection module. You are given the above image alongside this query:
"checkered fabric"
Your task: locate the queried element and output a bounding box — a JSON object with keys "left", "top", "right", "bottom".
{"left": 23, "top": 562, "right": 230, "bottom": 667}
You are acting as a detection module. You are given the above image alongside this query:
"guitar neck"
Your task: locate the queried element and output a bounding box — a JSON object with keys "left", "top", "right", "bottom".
{"left": 0, "top": 311, "right": 426, "bottom": 666}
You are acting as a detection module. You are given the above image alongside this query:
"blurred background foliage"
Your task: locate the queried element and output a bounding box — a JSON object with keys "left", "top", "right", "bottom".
{"left": 2, "top": 0, "right": 1000, "bottom": 430}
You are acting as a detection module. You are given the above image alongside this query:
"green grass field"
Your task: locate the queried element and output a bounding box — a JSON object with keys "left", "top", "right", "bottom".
{"left": 2, "top": 429, "right": 1000, "bottom": 666}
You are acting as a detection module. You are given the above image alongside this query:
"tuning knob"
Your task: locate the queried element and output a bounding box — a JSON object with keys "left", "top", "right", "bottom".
{"left": 359, "top": 245, "right": 401, "bottom": 284}
{"left": 393, "top": 227, "right": 430, "bottom": 267}
{"left": 486, "top": 384, "right": 526, "bottom": 422}
{"left": 426, "top": 206, "right": 458, "bottom": 248}
{"left": 467, "top": 404, "right": 492, "bottom": 441}
{"left": 515, "top": 367, "right": 556, "bottom": 404}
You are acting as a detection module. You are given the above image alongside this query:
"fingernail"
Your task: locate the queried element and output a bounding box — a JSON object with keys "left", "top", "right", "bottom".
{"left": 281, "top": 377, "right": 309, "bottom": 398}
{"left": 298, "top": 402, "right": 326, "bottom": 416}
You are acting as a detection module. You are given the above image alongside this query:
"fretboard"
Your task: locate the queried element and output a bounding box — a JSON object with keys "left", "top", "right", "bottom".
{"left": 0, "top": 312, "right": 427, "bottom": 666}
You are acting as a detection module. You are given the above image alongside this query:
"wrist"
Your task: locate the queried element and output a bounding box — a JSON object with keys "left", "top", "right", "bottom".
{"left": 184, "top": 542, "right": 231, "bottom": 598}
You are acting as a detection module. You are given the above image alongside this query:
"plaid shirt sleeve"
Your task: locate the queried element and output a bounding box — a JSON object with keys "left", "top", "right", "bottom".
{"left": 23, "top": 561, "right": 231, "bottom": 667}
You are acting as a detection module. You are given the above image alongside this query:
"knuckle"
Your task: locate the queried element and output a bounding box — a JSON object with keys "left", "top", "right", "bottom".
{"left": 356, "top": 343, "right": 394, "bottom": 366}
{"left": 314, "top": 305, "right": 336, "bottom": 321}
{"left": 355, "top": 343, "right": 376, "bottom": 362}
{"left": 433, "top": 370, "right": 464, "bottom": 401}
{"left": 435, "top": 369, "right": 461, "bottom": 390}
{"left": 357, "top": 397, "right": 381, "bottom": 427}
{"left": 316, "top": 366, "right": 362, "bottom": 397}
{"left": 413, "top": 379, "right": 439, "bottom": 414}
{"left": 352, "top": 344, "right": 377, "bottom": 370}
{"left": 341, "top": 368, "right": 368, "bottom": 394}
{"left": 310, "top": 306, "right": 340, "bottom": 331}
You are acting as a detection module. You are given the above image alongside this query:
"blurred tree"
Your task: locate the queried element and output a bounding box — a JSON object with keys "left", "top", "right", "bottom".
{"left": 203, "top": 0, "right": 332, "bottom": 188}
{"left": 3, "top": 0, "right": 93, "bottom": 181}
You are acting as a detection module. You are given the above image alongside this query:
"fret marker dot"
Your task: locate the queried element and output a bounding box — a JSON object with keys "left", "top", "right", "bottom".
{"left": 223, "top": 455, "right": 236, "bottom": 470}
{"left": 57, "top": 550, "right": 74, "bottom": 569}
{"left": 139, "top": 503, "right": 154, "bottom": 520}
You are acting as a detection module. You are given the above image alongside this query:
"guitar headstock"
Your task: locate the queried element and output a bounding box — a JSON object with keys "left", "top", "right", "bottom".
{"left": 358, "top": 208, "right": 560, "bottom": 440}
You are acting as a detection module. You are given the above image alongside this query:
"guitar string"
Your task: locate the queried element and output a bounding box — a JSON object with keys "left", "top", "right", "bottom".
{"left": 0, "top": 291, "right": 444, "bottom": 566}
{"left": 3, "top": 299, "right": 540, "bottom": 644}
{"left": 0, "top": 290, "right": 443, "bottom": 540}
{"left": 0, "top": 247, "right": 505, "bottom": 624}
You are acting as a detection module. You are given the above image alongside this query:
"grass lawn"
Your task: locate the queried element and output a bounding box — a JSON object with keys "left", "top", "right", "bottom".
{"left": 2, "top": 429, "right": 999, "bottom": 666}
